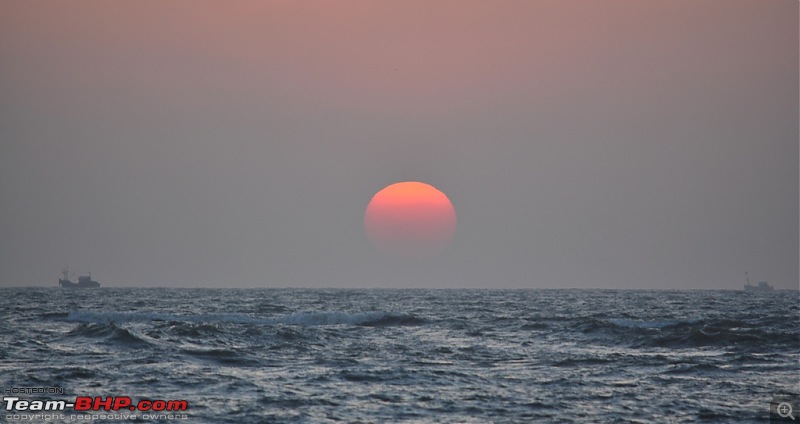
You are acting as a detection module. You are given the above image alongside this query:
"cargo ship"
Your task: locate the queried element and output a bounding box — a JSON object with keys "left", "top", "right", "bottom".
{"left": 58, "top": 267, "right": 100, "bottom": 288}
{"left": 743, "top": 272, "right": 773, "bottom": 292}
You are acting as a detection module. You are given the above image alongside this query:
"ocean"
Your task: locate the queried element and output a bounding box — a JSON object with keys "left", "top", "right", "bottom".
{"left": 2, "top": 288, "right": 798, "bottom": 423}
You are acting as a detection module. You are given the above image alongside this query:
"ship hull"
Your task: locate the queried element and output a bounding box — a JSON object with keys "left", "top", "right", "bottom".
{"left": 743, "top": 286, "right": 773, "bottom": 292}
{"left": 58, "top": 279, "right": 100, "bottom": 288}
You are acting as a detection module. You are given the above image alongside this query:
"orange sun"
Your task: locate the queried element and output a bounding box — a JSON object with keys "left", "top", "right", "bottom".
{"left": 364, "top": 181, "right": 457, "bottom": 259}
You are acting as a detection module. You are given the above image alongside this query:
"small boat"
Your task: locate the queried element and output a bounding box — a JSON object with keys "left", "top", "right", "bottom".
{"left": 58, "top": 267, "right": 100, "bottom": 288}
{"left": 743, "top": 272, "right": 773, "bottom": 292}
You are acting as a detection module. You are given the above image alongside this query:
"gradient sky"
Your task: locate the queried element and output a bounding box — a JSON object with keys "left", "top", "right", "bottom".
{"left": 1, "top": 0, "right": 797, "bottom": 289}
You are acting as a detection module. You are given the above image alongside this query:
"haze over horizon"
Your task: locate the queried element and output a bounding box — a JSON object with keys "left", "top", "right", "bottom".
{"left": 1, "top": 1, "right": 797, "bottom": 290}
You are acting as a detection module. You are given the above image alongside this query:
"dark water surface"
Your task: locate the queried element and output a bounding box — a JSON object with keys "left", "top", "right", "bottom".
{"left": 2, "top": 288, "right": 798, "bottom": 423}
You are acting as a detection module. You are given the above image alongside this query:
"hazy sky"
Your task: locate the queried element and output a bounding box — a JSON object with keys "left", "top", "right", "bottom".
{"left": 1, "top": 1, "right": 797, "bottom": 289}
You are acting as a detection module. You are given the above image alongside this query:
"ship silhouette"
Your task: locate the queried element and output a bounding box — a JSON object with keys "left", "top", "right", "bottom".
{"left": 58, "top": 267, "right": 100, "bottom": 288}
{"left": 743, "top": 272, "right": 773, "bottom": 292}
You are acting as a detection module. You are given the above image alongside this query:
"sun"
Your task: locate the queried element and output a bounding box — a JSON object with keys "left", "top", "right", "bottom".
{"left": 364, "top": 181, "right": 457, "bottom": 259}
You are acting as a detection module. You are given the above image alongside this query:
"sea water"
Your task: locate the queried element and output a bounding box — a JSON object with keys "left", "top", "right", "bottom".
{"left": 1, "top": 288, "right": 797, "bottom": 423}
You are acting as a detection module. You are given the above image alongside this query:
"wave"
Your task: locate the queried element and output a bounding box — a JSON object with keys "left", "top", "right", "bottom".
{"left": 594, "top": 317, "right": 799, "bottom": 350}
{"left": 66, "top": 322, "right": 152, "bottom": 347}
{"left": 276, "top": 311, "right": 425, "bottom": 327}
{"left": 178, "top": 347, "right": 260, "bottom": 366}
{"left": 66, "top": 311, "right": 270, "bottom": 325}
{"left": 40, "top": 312, "right": 70, "bottom": 320}
{"left": 166, "top": 322, "right": 224, "bottom": 337}
{"left": 552, "top": 357, "right": 615, "bottom": 367}
{"left": 607, "top": 318, "right": 699, "bottom": 329}
{"left": 65, "top": 310, "right": 425, "bottom": 327}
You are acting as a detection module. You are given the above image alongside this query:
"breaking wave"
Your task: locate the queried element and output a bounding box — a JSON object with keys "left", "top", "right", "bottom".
{"left": 66, "top": 322, "right": 152, "bottom": 347}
